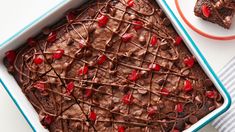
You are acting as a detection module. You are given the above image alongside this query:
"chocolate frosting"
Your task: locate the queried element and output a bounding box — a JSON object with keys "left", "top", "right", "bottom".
{"left": 5, "top": 0, "right": 223, "bottom": 131}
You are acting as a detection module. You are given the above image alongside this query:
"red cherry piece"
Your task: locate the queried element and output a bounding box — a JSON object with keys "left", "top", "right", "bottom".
{"left": 118, "top": 126, "right": 125, "bottom": 132}
{"left": 202, "top": 5, "right": 210, "bottom": 18}
{"left": 127, "top": 0, "right": 134, "bottom": 7}
{"left": 44, "top": 115, "right": 53, "bottom": 125}
{"left": 53, "top": 49, "right": 64, "bottom": 59}
{"left": 184, "top": 80, "right": 193, "bottom": 92}
{"left": 128, "top": 70, "right": 139, "bottom": 81}
{"left": 85, "top": 88, "right": 92, "bottom": 98}
{"left": 176, "top": 103, "right": 183, "bottom": 113}
{"left": 147, "top": 107, "right": 156, "bottom": 116}
{"left": 97, "top": 55, "right": 107, "bottom": 65}
{"left": 174, "top": 36, "right": 182, "bottom": 46}
{"left": 148, "top": 63, "right": 161, "bottom": 71}
{"left": 133, "top": 21, "right": 143, "bottom": 30}
{"left": 27, "top": 37, "right": 36, "bottom": 47}
{"left": 66, "top": 11, "right": 76, "bottom": 23}
{"left": 122, "top": 93, "right": 133, "bottom": 105}
{"left": 89, "top": 111, "right": 97, "bottom": 121}
{"left": 206, "top": 91, "right": 216, "bottom": 99}
{"left": 34, "top": 57, "right": 44, "bottom": 65}
{"left": 150, "top": 35, "right": 158, "bottom": 46}
{"left": 5, "top": 50, "right": 16, "bottom": 65}
{"left": 78, "top": 65, "right": 88, "bottom": 76}
{"left": 122, "top": 33, "right": 133, "bottom": 43}
{"left": 66, "top": 82, "right": 75, "bottom": 95}
{"left": 98, "top": 15, "right": 109, "bottom": 27}
{"left": 184, "top": 57, "right": 195, "bottom": 68}
{"left": 161, "top": 88, "right": 169, "bottom": 96}
{"left": 47, "top": 31, "right": 57, "bottom": 43}
{"left": 172, "top": 129, "right": 180, "bottom": 132}
{"left": 33, "top": 82, "right": 45, "bottom": 91}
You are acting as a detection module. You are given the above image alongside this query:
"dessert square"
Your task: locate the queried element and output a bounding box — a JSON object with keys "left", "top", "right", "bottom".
{"left": 4, "top": 0, "right": 223, "bottom": 131}
{"left": 194, "top": 0, "right": 235, "bottom": 29}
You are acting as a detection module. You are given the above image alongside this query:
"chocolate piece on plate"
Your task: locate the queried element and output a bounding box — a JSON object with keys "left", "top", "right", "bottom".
{"left": 194, "top": 0, "right": 235, "bottom": 29}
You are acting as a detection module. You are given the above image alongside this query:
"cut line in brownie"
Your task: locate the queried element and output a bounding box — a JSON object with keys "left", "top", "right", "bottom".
{"left": 194, "top": 0, "right": 235, "bottom": 29}
{"left": 4, "top": 0, "right": 223, "bottom": 132}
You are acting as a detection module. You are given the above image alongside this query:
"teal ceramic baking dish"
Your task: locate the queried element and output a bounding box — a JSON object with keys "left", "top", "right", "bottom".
{"left": 0, "top": 0, "right": 231, "bottom": 131}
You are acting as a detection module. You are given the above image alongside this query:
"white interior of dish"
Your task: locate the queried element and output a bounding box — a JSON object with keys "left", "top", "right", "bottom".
{"left": 0, "top": 0, "right": 230, "bottom": 131}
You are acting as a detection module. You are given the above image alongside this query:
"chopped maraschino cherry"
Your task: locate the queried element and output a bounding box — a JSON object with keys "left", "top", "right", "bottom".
{"left": 176, "top": 103, "right": 183, "bottom": 113}
{"left": 150, "top": 35, "right": 158, "bottom": 46}
{"left": 27, "top": 37, "right": 36, "bottom": 47}
{"left": 184, "top": 56, "right": 195, "bottom": 68}
{"left": 148, "top": 63, "right": 161, "bottom": 71}
{"left": 98, "top": 15, "right": 109, "bottom": 27}
{"left": 133, "top": 20, "right": 143, "bottom": 31}
{"left": 172, "top": 129, "right": 180, "bottom": 132}
{"left": 52, "top": 49, "right": 64, "bottom": 59}
{"left": 47, "top": 31, "right": 57, "bottom": 43}
{"left": 78, "top": 65, "right": 88, "bottom": 76}
{"left": 122, "top": 33, "right": 133, "bottom": 42}
{"left": 43, "top": 115, "right": 53, "bottom": 125}
{"left": 5, "top": 50, "right": 16, "bottom": 65}
{"left": 66, "top": 11, "right": 76, "bottom": 23}
{"left": 66, "top": 82, "right": 75, "bottom": 95}
{"left": 122, "top": 93, "right": 134, "bottom": 105}
{"left": 205, "top": 91, "right": 216, "bottom": 99}
{"left": 89, "top": 111, "right": 97, "bottom": 121}
{"left": 97, "top": 54, "right": 107, "bottom": 65}
{"left": 161, "top": 88, "right": 169, "bottom": 96}
{"left": 118, "top": 126, "right": 125, "bottom": 132}
{"left": 127, "top": 0, "right": 134, "bottom": 7}
{"left": 174, "top": 36, "right": 182, "bottom": 46}
{"left": 184, "top": 80, "right": 193, "bottom": 92}
{"left": 33, "top": 81, "right": 45, "bottom": 91}
{"left": 128, "top": 70, "right": 139, "bottom": 81}
{"left": 147, "top": 107, "right": 157, "bottom": 116}
{"left": 34, "top": 57, "right": 44, "bottom": 65}
{"left": 85, "top": 88, "right": 92, "bottom": 98}
{"left": 202, "top": 5, "right": 210, "bottom": 18}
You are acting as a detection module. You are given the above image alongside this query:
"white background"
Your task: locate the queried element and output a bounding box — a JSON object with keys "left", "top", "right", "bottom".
{"left": 0, "top": 0, "right": 234, "bottom": 131}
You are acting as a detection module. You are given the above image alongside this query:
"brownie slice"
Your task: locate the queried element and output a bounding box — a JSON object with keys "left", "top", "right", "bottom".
{"left": 194, "top": 0, "right": 235, "bottom": 29}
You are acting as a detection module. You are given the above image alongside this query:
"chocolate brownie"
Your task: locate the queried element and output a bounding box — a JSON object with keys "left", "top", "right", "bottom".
{"left": 4, "top": 0, "right": 223, "bottom": 131}
{"left": 194, "top": 0, "right": 235, "bottom": 29}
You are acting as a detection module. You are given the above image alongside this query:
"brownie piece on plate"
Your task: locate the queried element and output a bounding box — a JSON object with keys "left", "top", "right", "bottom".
{"left": 194, "top": 0, "right": 235, "bottom": 29}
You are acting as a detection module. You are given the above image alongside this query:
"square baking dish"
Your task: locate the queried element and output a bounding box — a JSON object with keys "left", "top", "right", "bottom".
{"left": 0, "top": 0, "right": 231, "bottom": 132}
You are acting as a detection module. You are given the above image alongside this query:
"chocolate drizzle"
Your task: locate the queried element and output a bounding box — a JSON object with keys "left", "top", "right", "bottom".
{"left": 5, "top": 0, "right": 223, "bottom": 131}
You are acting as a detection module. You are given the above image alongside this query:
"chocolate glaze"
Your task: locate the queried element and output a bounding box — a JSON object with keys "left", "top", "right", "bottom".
{"left": 5, "top": 0, "right": 223, "bottom": 131}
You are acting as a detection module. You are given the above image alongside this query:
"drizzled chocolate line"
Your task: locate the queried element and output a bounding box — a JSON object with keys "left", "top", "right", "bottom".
{"left": 7, "top": 0, "right": 223, "bottom": 131}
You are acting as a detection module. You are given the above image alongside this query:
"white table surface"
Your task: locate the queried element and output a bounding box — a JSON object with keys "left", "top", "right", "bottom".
{"left": 0, "top": 0, "right": 234, "bottom": 131}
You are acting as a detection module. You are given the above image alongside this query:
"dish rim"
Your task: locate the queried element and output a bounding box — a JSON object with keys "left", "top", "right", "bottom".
{"left": 0, "top": 0, "right": 231, "bottom": 131}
